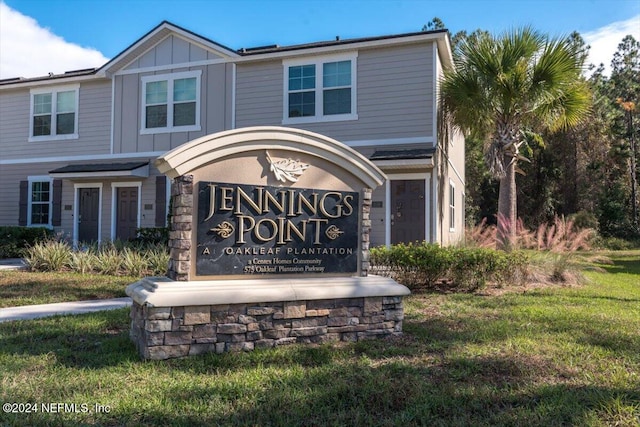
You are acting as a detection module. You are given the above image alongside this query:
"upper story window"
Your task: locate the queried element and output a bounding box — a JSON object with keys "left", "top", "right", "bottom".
{"left": 141, "top": 70, "right": 202, "bottom": 135}
{"left": 283, "top": 52, "right": 358, "bottom": 124}
{"left": 29, "top": 84, "right": 79, "bottom": 142}
{"left": 29, "top": 177, "right": 53, "bottom": 227}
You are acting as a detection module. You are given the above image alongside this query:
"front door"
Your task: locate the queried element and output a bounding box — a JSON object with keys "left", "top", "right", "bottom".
{"left": 116, "top": 187, "right": 139, "bottom": 241}
{"left": 78, "top": 188, "right": 99, "bottom": 243}
{"left": 391, "top": 180, "right": 425, "bottom": 244}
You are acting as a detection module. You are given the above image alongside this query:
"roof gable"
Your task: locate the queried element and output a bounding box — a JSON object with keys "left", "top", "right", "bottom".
{"left": 99, "top": 21, "right": 239, "bottom": 76}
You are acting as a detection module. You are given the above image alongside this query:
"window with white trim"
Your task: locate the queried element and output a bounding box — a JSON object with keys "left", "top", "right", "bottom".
{"left": 141, "top": 70, "right": 201, "bottom": 134}
{"left": 28, "top": 177, "right": 53, "bottom": 226}
{"left": 449, "top": 181, "right": 456, "bottom": 232}
{"left": 283, "top": 53, "right": 357, "bottom": 124}
{"left": 29, "top": 85, "right": 79, "bottom": 141}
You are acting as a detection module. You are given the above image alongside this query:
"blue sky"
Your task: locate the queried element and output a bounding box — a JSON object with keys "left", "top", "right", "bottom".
{"left": 1, "top": 0, "right": 639, "bottom": 79}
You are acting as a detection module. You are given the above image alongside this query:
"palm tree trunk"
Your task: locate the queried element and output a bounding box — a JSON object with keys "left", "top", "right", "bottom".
{"left": 497, "top": 153, "right": 517, "bottom": 250}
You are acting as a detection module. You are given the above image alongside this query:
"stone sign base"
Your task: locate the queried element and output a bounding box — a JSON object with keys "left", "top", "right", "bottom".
{"left": 126, "top": 276, "right": 410, "bottom": 360}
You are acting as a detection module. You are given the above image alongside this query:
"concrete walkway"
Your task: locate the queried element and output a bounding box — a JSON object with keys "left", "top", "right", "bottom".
{"left": 0, "top": 298, "right": 132, "bottom": 322}
{"left": 0, "top": 258, "right": 27, "bottom": 270}
{"left": 0, "top": 259, "right": 132, "bottom": 322}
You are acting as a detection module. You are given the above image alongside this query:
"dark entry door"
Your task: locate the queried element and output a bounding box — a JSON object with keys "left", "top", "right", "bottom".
{"left": 116, "top": 187, "right": 139, "bottom": 241}
{"left": 78, "top": 188, "right": 99, "bottom": 243}
{"left": 391, "top": 180, "right": 425, "bottom": 244}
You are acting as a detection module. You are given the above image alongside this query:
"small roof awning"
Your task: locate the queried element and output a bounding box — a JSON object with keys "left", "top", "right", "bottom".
{"left": 49, "top": 162, "right": 149, "bottom": 179}
{"left": 370, "top": 148, "right": 435, "bottom": 170}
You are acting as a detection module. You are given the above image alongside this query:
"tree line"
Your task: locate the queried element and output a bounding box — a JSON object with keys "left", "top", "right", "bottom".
{"left": 427, "top": 18, "right": 640, "bottom": 245}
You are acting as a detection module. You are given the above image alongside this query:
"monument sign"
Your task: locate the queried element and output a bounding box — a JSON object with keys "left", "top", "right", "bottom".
{"left": 126, "top": 127, "right": 410, "bottom": 360}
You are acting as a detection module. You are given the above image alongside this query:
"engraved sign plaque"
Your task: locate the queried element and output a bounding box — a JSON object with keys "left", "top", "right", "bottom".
{"left": 196, "top": 181, "right": 359, "bottom": 276}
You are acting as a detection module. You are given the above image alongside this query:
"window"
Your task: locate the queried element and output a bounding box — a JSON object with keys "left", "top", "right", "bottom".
{"left": 449, "top": 181, "right": 456, "bottom": 232}
{"left": 29, "top": 178, "right": 53, "bottom": 226}
{"left": 283, "top": 53, "right": 357, "bottom": 124}
{"left": 29, "top": 85, "right": 79, "bottom": 141}
{"left": 141, "top": 70, "right": 201, "bottom": 134}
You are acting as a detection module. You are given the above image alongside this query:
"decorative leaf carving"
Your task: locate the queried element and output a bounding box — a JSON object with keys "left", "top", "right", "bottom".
{"left": 325, "top": 225, "right": 344, "bottom": 240}
{"left": 211, "top": 221, "right": 235, "bottom": 239}
{"left": 266, "top": 150, "right": 309, "bottom": 183}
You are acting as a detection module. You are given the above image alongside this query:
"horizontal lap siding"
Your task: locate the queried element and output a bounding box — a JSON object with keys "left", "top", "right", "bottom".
{"left": 0, "top": 164, "right": 22, "bottom": 226}
{"left": 235, "top": 43, "right": 435, "bottom": 143}
{"left": 0, "top": 90, "right": 29, "bottom": 151}
{"left": 0, "top": 161, "right": 70, "bottom": 228}
{"left": 76, "top": 81, "right": 112, "bottom": 154}
{"left": 0, "top": 159, "right": 168, "bottom": 239}
{"left": 235, "top": 62, "right": 283, "bottom": 127}
{"left": 0, "top": 81, "right": 111, "bottom": 160}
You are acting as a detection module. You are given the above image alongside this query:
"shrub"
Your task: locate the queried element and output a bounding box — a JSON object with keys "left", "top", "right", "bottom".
{"left": 20, "top": 237, "right": 170, "bottom": 276}
{"left": 95, "top": 247, "right": 123, "bottom": 275}
{"left": 569, "top": 210, "right": 599, "bottom": 231}
{"left": 591, "top": 236, "right": 639, "bottom": 250}
{"left": 135, "top": 227, "right": 169, "bottom": 246}
{"left": 68, "top": 249, "right": 97, "bottom": 274}
{"left": 370, "top": 242, "right": 530, "bottom": 291}
{"left": 24, "top": 240, "right": 72, "bottom": 272}
{"left": 370, "top": 242, "right": 453, "bottom": 288}
{"left": 528, "top": 251, "right": 585, "bottom": 285}
{"left": 0, "top": 226, "right": 53, "bottom": 258}
{"left": 121, "top": 247, "right": 148, "bottom": 277}
{"left": 147, "top": 245, "right": 170, "bottom": 276}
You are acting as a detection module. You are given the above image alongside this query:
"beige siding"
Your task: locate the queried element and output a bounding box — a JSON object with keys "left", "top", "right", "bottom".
{"left": 0, "top": 88, "right": 30, "bottom": 151}
{"left": 113, "top": 63, "right": 230, "bottom": 154}
{"left": 235, "top": 61, "right": 283, "bottom": 126}
{"left": 124, "top": 36, "right": 223, "bottom": 71}
{"left": 370, "top": 183, "right": 387, "bottom": 247}
{"left": 436, "top": 47, "right": 465, "bottom": 246}
{"left": 236, "top": 43, "right": 435, "bottom": 143}
{"left": 114, "top": 35, "right": 232, "bottom": 155}
{"left": 0, "top": 159, "right": 168, "bottom": 241}
{"left": 0, "top": 161, "right": 70, "bottom": 228}
{"left": 0, "top": 164, "right": 23, "bottom": 226}
{"left": 77, "top": 81, "right": 113, "bottom": 153}
{"left": 0, "top": 81, "right": 111, "bottom": 160}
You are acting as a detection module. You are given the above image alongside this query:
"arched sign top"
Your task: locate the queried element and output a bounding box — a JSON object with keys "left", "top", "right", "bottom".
{"left": 155, "top": 126, "right": 386, "bottom": 189}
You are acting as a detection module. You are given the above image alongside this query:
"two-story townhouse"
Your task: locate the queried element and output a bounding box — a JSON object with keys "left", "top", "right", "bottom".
{"left": 0, "top": 21, "right": 464, "bottom": 248}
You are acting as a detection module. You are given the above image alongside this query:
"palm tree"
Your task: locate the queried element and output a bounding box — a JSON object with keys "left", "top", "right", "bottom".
{"left": 440, "top": 27, "right": 590, "bottom": 249}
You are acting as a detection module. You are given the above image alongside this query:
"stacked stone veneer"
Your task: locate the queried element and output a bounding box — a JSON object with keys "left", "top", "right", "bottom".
{"left": 360, "top": 189, "right": 372, "bottom": 276}
{"left": 167, "top": 175, "right": 193, "bottom": 281}
{"left": 130, "top": 296, "right": 404, "bottom": 360}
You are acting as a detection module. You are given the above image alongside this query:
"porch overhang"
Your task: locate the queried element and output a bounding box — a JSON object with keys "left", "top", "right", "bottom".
{"left": 370, "top": 148, "right": 435, "bottom": 171}
{"left": 49, "top": 162, "right": 150, "bottom": 179}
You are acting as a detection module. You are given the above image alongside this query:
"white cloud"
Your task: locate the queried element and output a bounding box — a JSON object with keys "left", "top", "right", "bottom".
{"left": 0, "top": 2, "right": 109, "bottom": 80}
{"left": 583, "top": 14, "right": 640, "bottom": 76}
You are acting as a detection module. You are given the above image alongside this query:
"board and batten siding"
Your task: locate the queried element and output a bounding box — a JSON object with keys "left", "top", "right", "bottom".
{"left": 123, "top": 35, "right": 225, "bottom": 71}
{"left": 113, "top": 62, "right": 233, "bottom": 155}
{"left": 235, "top": 43, "right": 435, "bottom": 144}
{"left": 0, "top": 80, "right": 112, "bottom": 160}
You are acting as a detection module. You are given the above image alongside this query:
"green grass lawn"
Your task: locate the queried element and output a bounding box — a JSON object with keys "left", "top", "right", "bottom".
{"left": 0, "top": 252, "right": 638, "bottom": 426}
{"left": 0, "top": 271, "right": 131, "bottom": 308}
